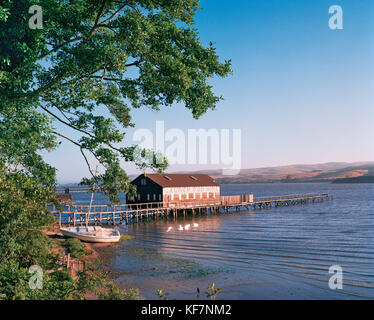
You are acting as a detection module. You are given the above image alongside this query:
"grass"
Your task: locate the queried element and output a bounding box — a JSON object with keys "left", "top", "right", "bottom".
{"left": 63, "top": 238, "right": 89, "bottom": 258}
{"left": 98, "top": 284, "right": 142, "bottom": 300}
{"left": 76, "top": 263, "right": 143, "bottom": 300}
{"left": 119, "top": 235, "right": 133, "bottom": 242}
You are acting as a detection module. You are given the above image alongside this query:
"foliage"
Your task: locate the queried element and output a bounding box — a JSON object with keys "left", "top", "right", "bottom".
{"left": 62, "top": 238, "right": 88, "bottom": 259}
{"left": 0, "top": 6, "right": 9, "bottom": 22}
{"left": 119, "top": 234, "right": 133, "bottom": 242}
{"left": 206, "top": 282, "right": 222, "bottom": 300}
{"left": 0, "top": 260, "right": 78, "bottom": 300}
{"left": 156, "top": 289, "right": 170, "bottom": 300}
{"left": 77, "top": 264, "right": 142, "bottom": 300}
{"left": 155, "top": 283, "right": 222, "bottom": 300}
{"left": 76, "top": 264, "right": 108, "bottom": 294}
{"left": 98, "top": 283, "right": 143, "bottom": 300}
{"left": 0, "top": 165, "right": 56, "bottom": 269}
{"left": 0, "top": 0, "right": 231, "bottom": 299}
{"left": 0, "top": 0, "right": 231, "bottom": 202}
{"left": 0, "top": 165, "right": 78, "bottom": 299}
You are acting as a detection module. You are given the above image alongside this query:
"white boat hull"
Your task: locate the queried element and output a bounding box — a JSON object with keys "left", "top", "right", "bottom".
{"left": 60, "top": 226, "right": 121, "bottom": 243}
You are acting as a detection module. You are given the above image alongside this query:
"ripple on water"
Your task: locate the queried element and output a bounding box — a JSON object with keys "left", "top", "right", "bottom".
{"left": 86, "top": 183, "right": 374, "bottom": 299}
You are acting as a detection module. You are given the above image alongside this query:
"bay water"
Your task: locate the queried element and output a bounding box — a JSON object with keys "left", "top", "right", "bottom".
{"left": 72, "top": 183, "right": 374, "bottom": 299}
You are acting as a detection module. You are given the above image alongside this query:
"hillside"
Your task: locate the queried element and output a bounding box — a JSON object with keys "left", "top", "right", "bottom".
{"left": 173, "top": 162, "right": 374, "bottom": 184}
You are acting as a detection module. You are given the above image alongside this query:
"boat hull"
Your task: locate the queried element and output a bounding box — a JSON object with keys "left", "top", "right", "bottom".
{"left": 60, "top": 226, "right": 121, "bottom": 243}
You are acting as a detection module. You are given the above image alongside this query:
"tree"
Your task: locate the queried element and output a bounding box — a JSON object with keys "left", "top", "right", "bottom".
{"left": 0, "top": 164, "right": 78, "bottom": 300}
{"left": 0, "top": 0, "right": 232, "bottom": 202}
{"left": 0, "top": 5, "right": 10, "bottom": 22}
{"left": 0, "top": 0, "right": 231, "bottom": 299}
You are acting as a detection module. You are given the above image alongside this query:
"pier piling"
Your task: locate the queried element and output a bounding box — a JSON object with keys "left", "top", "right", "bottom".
{"left": 51, "top": 193, "right": 332, "bottom": 226}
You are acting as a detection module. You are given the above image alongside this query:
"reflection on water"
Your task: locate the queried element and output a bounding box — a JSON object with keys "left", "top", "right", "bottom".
{"left": 78, "top": 183, "right": 374, "bottom": 299}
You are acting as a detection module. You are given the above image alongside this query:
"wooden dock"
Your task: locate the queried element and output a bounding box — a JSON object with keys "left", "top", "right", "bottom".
{"left": 50, "top": 193, "right": 333, "bottom": 226}
{"left": 55, "top": 187, "right": 91, "bottom": 194}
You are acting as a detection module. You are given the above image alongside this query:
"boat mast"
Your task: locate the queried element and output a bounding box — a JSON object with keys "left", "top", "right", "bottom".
{"left": 87, "top": 191, "right": 94, "bottom": 229}
{"left": 87, "top": 166, "right": 99, "bottom": 228}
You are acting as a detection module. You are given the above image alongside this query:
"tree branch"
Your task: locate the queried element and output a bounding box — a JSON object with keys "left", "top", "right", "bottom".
{"left": 52, "top": 131, "right": 102, "bottom": 180}
{"left": 52, "top": 131, "right": 82, "bottom": 148}
{"left": 99, "top": 4, "right": 127, "bottom": 25}
{"left": 89, "top": 75, "right": 141, "bottom": 85}
{"left": 37, "top": 36, "right": 83, "bottom": 61}
{"left": 36, "top": 0, "right": 122, "bottom": 61}
{"left": 125, "top": 60, "right": 142, "bottom": 67}
{"left": 80, "top": 148, "right": 96, "bottom": 179}
{"left": 39, "top": 105, "right": 96, "bottom": 140}
{"left": 89, "top": 0, "right": 108, "bottom": 37}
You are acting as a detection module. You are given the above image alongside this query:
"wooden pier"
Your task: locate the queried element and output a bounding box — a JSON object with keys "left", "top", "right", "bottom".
{"left": 50, "top": 193, "right": 333, "bottom": 227}
{"left": 55, "top": 187, "right": 91, "bottom": 194}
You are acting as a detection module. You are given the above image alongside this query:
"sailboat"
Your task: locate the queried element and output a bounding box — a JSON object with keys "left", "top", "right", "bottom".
{"left": 60, "top": 181, "right": 121, "bottom": 243}
{"left": 60, "top": 226, "right": 120, "bottom": 243}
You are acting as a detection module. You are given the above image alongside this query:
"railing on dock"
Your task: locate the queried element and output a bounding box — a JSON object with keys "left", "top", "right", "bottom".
{"left": 50, "top": 193, "right": 332, "bottom": 226}
{"left": 254, "top": 193, "right": 324, "bottom": 201}
{"left": 55, "top": 187, "right": 92, "bottom": 194}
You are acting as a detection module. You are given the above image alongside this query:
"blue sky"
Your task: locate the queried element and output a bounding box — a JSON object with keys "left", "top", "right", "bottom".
{"left": 43, "top": 0, "right": 374, "bottom": 183}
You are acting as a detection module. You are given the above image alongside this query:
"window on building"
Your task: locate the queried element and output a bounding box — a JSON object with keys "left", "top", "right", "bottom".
{"left": 190, "top": 176, "right": 198, "bottom": 180}
{"left": 147, "top": 194, "right": 150, "bottom": 201}
{"left": 141, "top": 178, "right": 146, "bottom": 185}
{"left": 179, "top": 193, "right": 182, "bottom": 200}
{"left": 213, "top": 192, "right": 215, "bottom": 198}
{"left": 137, "top": 194, "right": 141, "bottom": 201}
{"left": 193, "top": 193, "right": 196, "bottom": 199}
{"left": 200, "top": 192, "right": 203, "bottom": 199}
{"left": 207, "top": 192, "right": 209, "bottom": 199}
{"left": 159, "top": 194, "right": 162, "bottom": 201}
{"left": 186, "top": 193, "right": 189, "bottom": 200}
{"left": 153, "top": 194, "right": 156, "bottom": 201}
{"left": 171, "top": 194, "right": 174, "bottom": 201}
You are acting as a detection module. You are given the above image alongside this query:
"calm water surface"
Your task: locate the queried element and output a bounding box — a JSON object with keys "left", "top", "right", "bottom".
{"left": 74, "top": 183, "right": 374, "bottom": 299}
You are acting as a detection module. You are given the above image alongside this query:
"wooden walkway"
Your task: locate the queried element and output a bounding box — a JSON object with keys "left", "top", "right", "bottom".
{"left": 55, "top": 187, "right": 91, "bottom": 194}
{"left": 50, "top": 193, "right": 333, "bottom": 226}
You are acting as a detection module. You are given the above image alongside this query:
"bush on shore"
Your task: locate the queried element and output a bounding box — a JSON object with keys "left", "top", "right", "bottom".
{"left": 63, "top": 238, "right": 88, "bottom": 259}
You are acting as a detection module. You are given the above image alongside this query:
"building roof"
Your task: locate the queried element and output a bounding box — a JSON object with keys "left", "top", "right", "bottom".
{"left": 135, "top": 174, "right": 220, "bottom": 188}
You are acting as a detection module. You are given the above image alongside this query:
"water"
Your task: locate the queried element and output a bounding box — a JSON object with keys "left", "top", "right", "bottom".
{"left": 71, "top": 183, "right": 374, "bottom": 299}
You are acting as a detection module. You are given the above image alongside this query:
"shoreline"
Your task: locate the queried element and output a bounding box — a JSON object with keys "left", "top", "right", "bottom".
{"left": 45, "top": 224, "right": 118, "bottom": 266}
{"left": 44, "top": 224, "right": 128, "bottom": 300}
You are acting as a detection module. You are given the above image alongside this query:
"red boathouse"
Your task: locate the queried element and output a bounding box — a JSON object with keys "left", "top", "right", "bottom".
{"left": 127, "top": 173, "right": 221, "bottom": 207}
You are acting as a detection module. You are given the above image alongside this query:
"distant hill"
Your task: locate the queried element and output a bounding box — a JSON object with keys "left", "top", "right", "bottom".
{"left": 59, "top": 161, "right": 374, "bottom": 185}
{"left": 332, "top": 176, "right": 374, "bottom": 184}
{"left": 172, "top": 161, "right": 374, "bottom": 184}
